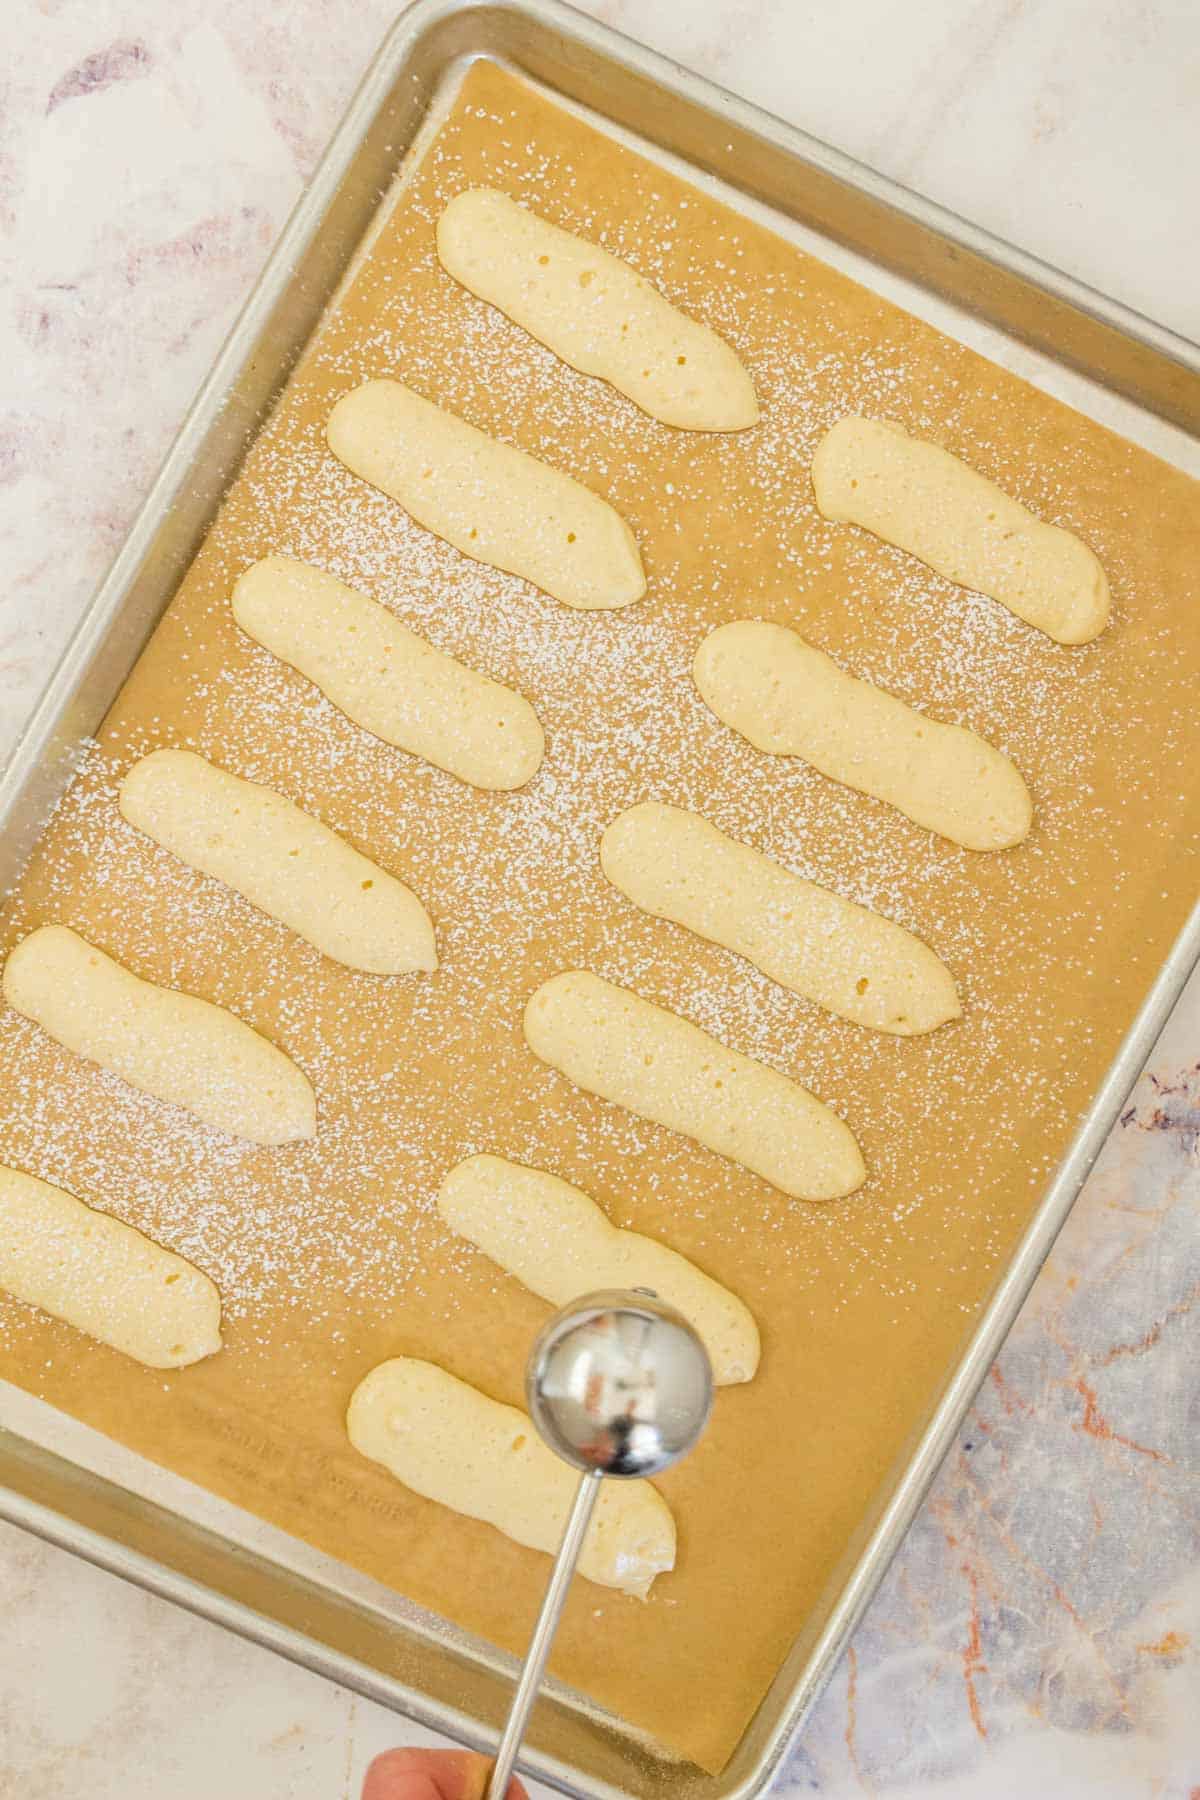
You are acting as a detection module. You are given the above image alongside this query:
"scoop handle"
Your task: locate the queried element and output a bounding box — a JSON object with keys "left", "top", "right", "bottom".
{"left": 485, "top": 1470, "right": 601, "bottom": 1800}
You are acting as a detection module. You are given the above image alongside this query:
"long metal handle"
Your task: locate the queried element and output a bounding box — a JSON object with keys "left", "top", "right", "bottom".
{"left": 485, "top": 1471, "right": 601, "bottom": 1800}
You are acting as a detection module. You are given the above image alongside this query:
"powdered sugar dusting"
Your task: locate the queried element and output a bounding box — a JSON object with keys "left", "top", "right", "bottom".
{"left": 2, "top": 63, "right": 1199, "bottom": 1774}
{"left": 0, "top": 65, "right": 1195, "bottom": 1378}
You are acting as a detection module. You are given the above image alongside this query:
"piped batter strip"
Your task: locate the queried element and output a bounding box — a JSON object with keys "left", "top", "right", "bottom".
{"left": 811, "top": 416, "right": 1111, "bottom": 644}
{"left": 232, "top": 555, "right": 544, "bottom": 791}
{"left": 601, "top": 801, "right": 960, "bottom": 1035}
{"left": 326, "top": 378, "right": 646, "bottom": 611}
{"left": 694, "top": 621, "right": 1032, "bottom": 852}
{"left": 436, "top": 188, "right": 759, "bottom": 433}
{"left": 346, "top": 1356, "right": 675, "bottom": 1597}
{"left": 2, "top": 925, "right": 316, "bottom": 1145}
{"left": 0, "top": 1163, "right": 222, "bottom": 1369}
{"left": 119, "top": 750, "right": 437, "bottom": 976}
{"left": 523, "top": 970, "right": 865, "bottom": 1202}
{"left": 438, "top": 1153, "right": 760, "bottom": 1385}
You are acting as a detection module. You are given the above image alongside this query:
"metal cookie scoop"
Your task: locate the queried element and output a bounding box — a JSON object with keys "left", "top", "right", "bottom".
{"left": 485, "top": 1289, "right": 714, "bottom": 1800}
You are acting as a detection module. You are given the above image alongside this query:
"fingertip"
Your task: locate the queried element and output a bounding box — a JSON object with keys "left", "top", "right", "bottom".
{"left": 362, "top": 1748, "right": 528, "bottom": 1800}
{"left": 362, "top": 1754, "right": 443, "bottom": 1800}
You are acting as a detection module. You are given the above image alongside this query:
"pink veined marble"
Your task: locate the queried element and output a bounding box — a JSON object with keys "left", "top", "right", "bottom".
{"left": 0, "top": 3, "right": 1196, "bottom": 1796}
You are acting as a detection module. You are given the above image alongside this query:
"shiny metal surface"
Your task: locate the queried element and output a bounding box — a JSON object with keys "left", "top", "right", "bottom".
{"left": 0, "top": 5, "right": 1198, "bottom": 1800}
{"left": 486, "top": 1474, "right": 601, "bottom": 1800}
{"left": 486, "top": 1293, "right": 711, "bottom": 1800}
{"left": 528, "top": 1290, "right": 714, "bottom": 1480}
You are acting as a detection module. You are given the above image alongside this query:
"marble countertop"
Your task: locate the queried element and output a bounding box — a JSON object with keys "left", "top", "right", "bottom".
{"left": 1, "top": 2, "right": 1197, "bottom": 1795}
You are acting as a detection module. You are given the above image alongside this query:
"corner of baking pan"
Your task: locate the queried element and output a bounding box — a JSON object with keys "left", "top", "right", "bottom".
{"left": 0, "top": 0, "right": 473, "bottom": 892}
{"left": 711, "top": 920, "right": 1200, "bottom": 1800}
{"left": 388, "top": 0, "right": 1198, "bottom": 425}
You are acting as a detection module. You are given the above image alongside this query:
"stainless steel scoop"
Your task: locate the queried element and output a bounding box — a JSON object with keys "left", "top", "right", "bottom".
{"left": 484, "top": 1289, "right": 714, "bottom": 1800}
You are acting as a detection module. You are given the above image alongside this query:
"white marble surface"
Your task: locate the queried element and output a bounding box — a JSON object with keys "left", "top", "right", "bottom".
{"left": 1, "top": 2, "right": 1198, "bottom": 1795}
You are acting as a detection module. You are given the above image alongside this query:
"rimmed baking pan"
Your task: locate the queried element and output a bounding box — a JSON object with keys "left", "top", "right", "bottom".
{"left": 1, "top": 4, "right": 1197, "bottom": 1796}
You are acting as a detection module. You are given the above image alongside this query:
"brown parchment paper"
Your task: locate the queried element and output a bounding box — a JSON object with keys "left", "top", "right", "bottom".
{"left": 1, "top": 63, "right": 1199, "bottom": 1774}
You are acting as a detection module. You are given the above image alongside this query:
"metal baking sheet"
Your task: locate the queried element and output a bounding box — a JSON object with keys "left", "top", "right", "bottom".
{"left": 1, "top": 2, "right": 1198, "bottom": 1795}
